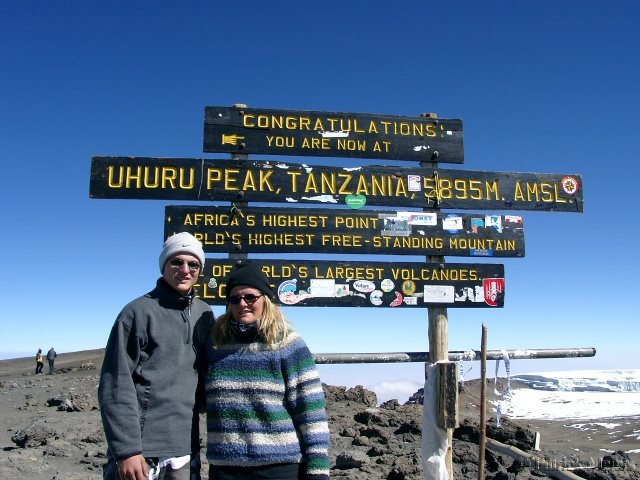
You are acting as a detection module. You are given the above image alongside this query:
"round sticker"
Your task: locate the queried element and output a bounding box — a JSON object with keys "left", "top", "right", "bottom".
{"left": 345, "top": 194, "right": 367, "bottom": 209}
{"left": 402, "top": 280, "right": 416, "bottom": 296}
{"left": 370, "top": 290, "right": 383, "bottom": 306}
{"left": 353, "top": 280, "right": 376, "bottom": 293}
{"left": 380, "top": 279, "right": 395, "bottom": 292}
{"left": 279, "top": 291, "right": 302, "bottom": 305}
{"left": 278, "top": 279, "right": 305, "bottom": 305}
{"left": 277, "top": 279, "right": 297, "bottom": 296}
{"left": 561, "top": 176, "right": 580, "bottom": 195}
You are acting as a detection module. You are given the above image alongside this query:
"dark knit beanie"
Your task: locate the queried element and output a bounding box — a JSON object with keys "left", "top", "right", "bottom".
{"left": 225, "top": 261, "right": 274, "bottom": 299}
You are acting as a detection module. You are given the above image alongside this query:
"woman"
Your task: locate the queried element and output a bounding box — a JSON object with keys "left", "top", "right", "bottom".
{"left": 205, "top": 261, "right": 330, "bottom": 480}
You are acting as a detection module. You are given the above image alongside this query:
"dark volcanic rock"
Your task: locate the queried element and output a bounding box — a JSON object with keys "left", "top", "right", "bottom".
{"left": 335, "top": 450, "right": 368, "bottom": 469}
{"left": 380, "top": 399, "right": 400, "bottom": 410}
{"left": 11, "top": 418, "right": 55, "bottom": 448}
{"left": 325, "top": 382, "right": 640, "bottom": 480}
{"left": 2, "top": 356, "right": 639, "bottom": 480}
{"left": 324, "top": 384, "right": 378, "bottom": 407}
{"left": 405, "top": 388, "right": 424, "bottom": 405}
{"left": 486, "top": 417, "right": 536, "bottom": 451}
{"left": 572, "top": 451, "right": 640, "bottom": 480}
{"left": 47, "top": 392, "right": 97, "bottom": 412}
{"left": 454, "top": 418, "right": 481, "bottom": 443}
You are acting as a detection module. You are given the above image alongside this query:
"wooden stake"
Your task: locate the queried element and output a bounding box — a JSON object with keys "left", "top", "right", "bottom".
{"left": 478, "top": 324, "right": 487, "bottom": 480}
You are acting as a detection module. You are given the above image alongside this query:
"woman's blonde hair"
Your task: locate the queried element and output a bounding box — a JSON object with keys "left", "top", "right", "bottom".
{"left": 211, "top": 295, "right": 292, "bottom": 347}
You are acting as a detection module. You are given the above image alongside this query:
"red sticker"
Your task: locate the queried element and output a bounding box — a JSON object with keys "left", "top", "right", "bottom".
{"left": 561, "top": 176, "right": 580, "bottom": 195}
{"left": 390, "top": 291, "right": 403, "bottom": 307}
{"left": 483, "top": 278, "right": 505, "bottom": 307}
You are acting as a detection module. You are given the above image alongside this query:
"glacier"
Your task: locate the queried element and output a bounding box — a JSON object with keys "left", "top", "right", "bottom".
{"left": 493, "top": 369, "right": 640, "bottom": 420}
{"left": 511, "top": 369, "right": 640, "bottom": 393}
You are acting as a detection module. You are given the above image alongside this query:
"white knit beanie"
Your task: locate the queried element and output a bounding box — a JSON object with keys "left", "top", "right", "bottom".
{"left": 159, "top": 232, "right": 205, "bottom": 273}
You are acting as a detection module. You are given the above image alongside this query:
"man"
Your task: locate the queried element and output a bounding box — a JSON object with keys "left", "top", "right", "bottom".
{"left": 36, "top": 349, "right": 44, "bottom": 374}
{"left": 47, "top": 347, "right": 57, "bottom": 374}
{"left": 98, "top": 232, "right": 214, "bottom": 480}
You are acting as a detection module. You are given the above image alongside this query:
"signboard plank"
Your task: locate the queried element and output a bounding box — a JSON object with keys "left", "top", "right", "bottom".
{"left": 199, "top": 259, "right": 505, "bottom": 308}
{"left": 203, "top": 106, "right": 464, "bottom": 163}
{"left": 166, "top": 206, "right": 525, "bottom": 258}
{"left": 91, "top": 156, "right": 584, "bottom": 212}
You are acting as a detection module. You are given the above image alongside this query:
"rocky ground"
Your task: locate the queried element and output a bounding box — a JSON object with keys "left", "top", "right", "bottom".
{"left": 1, "top": 351, "right": 639, "bottom": 479}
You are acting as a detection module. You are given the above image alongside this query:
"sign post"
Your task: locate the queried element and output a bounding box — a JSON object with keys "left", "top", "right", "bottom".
{"left": 194, "top": 259, "right": 505, "bottom": 308}
{"left": 203, "top": 105, "right": 464, "bottom": 163}
{"left": 90, "top": 103, "right": 584, "bottom": 480}
{"left": 420, "top": 118, "right": 455, "bottom": 475}
{"left": 165, "top": 205, "right": 526, "bottom": 258}
{"left": 91, "top": 156, "right": 583, "bottom": 212}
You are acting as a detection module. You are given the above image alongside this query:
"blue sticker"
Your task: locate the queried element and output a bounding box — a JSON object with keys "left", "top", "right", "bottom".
{"left": 471, "top": 249, "right": 493, "bottom": 257}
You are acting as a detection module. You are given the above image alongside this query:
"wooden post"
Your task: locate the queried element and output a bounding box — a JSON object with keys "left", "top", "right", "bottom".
{"left": 421, "top": 112, "right": 454, "bottom": 479}
{"left": 428, "top": 308, "right": 453, "bottom": 478}
{"left": 437, "top": 361, "right": 458, "bottom": 429}
{"left": 229, "top": 104, "right": 249, "bottom": 264}
{"left": 479, "top": 324, "right": 488, "bottom": 480}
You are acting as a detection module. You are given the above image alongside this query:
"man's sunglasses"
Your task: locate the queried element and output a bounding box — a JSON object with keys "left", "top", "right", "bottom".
{"left": 168, "top": 259, "right": 201, "bottom": 272}
{"left": 228, "top": 294, "right": 262, "bottom": 305}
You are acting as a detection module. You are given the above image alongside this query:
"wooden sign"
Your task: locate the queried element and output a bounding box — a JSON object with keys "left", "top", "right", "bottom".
{"left": 166, "top": 206, "right": 525, "bottom": 258}
{"left": 203, "top": 106, "right": 464, "bottom": 163}
{"left": 198, "top": 259, "right": 505, "bottom": 308}
{"left": 90, "top": 156, "right": 584, "bottom": 212}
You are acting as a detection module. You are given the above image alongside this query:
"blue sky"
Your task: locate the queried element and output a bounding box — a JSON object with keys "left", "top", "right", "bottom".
{"left": 2, "top": 1, "right": 638, "bottom": 401}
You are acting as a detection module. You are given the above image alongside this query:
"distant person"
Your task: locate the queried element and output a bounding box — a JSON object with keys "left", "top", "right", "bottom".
{"left": 98, "top": 232, "right": 214, "bottom": 480}
{"left": 46, "top": 347, "right": 57, "bottom": 374}
{"left": 35, "top": 349, "right": 44, "bottom": 374}
{"left": 206, "top": 261, "right": 330, "bottom": 479}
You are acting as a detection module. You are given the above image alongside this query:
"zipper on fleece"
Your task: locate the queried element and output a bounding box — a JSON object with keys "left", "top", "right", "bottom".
{"left": 182, "top": 296, "right": 193, "bottom": 344}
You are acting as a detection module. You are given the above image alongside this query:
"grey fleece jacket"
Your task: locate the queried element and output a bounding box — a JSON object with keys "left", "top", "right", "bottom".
{"left": 98, "top": 278, "right": 214, "bottom": 461}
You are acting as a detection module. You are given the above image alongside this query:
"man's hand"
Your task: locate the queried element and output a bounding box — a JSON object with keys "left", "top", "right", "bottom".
{"left": 117, "top": 454, "right": 148, "bottom": 480}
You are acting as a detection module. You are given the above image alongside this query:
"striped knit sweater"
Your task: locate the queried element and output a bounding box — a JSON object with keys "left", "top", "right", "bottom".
{"left": 205, "top": 330, "right": 331, "bottom": 479}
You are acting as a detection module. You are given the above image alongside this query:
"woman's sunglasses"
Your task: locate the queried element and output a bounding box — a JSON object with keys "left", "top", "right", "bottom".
{"left": 228, "top": 294, "right": 262, "bottom": 305}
